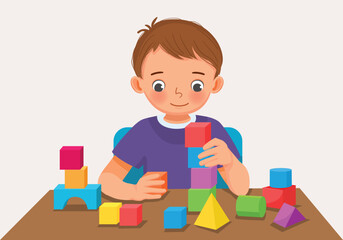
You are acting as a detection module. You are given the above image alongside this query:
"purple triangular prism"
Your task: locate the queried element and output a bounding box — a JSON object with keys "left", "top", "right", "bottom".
{"left": 273, "top": 203, "right": 306, "bottom": 228}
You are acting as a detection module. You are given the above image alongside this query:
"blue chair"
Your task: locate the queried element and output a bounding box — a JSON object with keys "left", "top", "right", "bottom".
{"left": 113, "top": 127, "right": 242, "bottom": 189}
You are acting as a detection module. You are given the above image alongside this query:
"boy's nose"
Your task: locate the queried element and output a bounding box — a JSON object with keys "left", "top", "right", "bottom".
{"left": 175, "top": 88, "right": 183, "bottom": 98}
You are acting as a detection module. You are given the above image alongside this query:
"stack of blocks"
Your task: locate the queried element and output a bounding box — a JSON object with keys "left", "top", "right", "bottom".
{"left": 262, "top": 168, "right": 296, "bottom": 209}
{"left": 54, "top": 146, "right": 101, "bottom": 210}
{"left": 99, "top": 202, "right": 143, "bottom": 226}
{"left": 185, "top": 122, "right": 217, "bottom": 212}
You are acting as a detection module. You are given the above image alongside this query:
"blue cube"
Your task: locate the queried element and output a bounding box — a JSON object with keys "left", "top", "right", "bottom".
{"left": 188, "top": 147, "right": 213, "bottom": 168}
{"left": 164, "top": 207, "right": 187, "bottom": 229}
{"left": 270, "top": 168, "right": 292, "bottom": 188}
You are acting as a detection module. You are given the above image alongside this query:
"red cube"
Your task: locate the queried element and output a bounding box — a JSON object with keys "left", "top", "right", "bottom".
{"left": 120, "top": 204, "right": 142, "bottom": 226}
{"left": 60, "top": 146, "right": 84, "bottom": 170}
{"left": 262, "top": 185, "right": 296, "bottom": 209}
{"left": 185, "top": 122, "right": 211, "bottom": 147}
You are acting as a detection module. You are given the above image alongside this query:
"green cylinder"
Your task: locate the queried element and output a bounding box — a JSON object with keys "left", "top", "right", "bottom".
{"left": 236, "top": 195, "right": 266, "bottom": 218}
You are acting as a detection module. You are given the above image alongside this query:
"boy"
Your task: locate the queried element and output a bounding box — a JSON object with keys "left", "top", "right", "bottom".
{"left": 98, "top": 18, "right": 249, "bottom": 201}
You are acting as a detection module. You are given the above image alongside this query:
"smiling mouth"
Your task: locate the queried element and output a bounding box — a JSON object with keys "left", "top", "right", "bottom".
{"left": 170, "top": 103, "right": 189, "bottom": 107}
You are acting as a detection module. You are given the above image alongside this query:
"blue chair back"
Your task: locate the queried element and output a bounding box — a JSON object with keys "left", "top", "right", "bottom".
{"left": 113, "top": 127, "right": 242, "bottom": 189}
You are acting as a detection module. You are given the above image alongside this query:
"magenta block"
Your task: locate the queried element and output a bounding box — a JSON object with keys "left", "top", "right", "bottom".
{"left": 273, "top": 203, "right": 306, "bottom": 228}
{"left": 191, "top": 167, "right": 217, "bottom": 189}
{"left": 60, "top": 146, "right": 84, "bottom": 170}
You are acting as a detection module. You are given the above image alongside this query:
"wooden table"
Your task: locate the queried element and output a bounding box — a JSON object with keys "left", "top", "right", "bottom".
{"left": 3, "top": 189, "right": 341, "bottom": 240}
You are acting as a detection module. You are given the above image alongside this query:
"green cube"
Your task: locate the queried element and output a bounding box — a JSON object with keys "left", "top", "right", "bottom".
{"left": 188, "top": 186, "right": 216, "bottom": 212}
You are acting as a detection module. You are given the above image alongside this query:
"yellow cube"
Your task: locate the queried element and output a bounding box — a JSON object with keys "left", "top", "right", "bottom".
{"left": 99, "top": 202, "right": 122, "bottom": 225}
{"left": 65, "top": 166, "right": 88, "bottom": 189}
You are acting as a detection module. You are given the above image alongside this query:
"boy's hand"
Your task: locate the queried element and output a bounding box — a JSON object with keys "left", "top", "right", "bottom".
{"left": 133, "top": 173, "right": 166, "bottom": 201}
{"left": 198, "top": 138, "right": 235, "bottom": 168}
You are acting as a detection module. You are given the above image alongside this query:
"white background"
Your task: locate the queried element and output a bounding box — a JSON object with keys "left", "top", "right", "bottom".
{"left": 0, "top": 0, "right": 342, "bottom": 238}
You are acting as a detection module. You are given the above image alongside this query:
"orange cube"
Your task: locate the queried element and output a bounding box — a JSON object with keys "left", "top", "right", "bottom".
{"left": 144, "top": 171, "right": 168, "bottom": 195}
{"left": 65, "top": 166, "right": 88, "bottom": 189}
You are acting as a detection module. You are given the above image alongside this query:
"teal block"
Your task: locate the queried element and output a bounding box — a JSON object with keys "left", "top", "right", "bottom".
{"left": 270, "top": 168, "right": 292, "bottom": 188}
{"left": 53, "top": 184, "right": 101, "bottom": 210}
{"left": 188, "top": 147, "right": 213, "bottom": 168}
{"left": 164, "top": 207, "right": 187, "bottom": 229}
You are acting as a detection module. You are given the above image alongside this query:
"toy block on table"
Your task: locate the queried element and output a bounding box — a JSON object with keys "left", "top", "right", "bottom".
{"left": 191, "top": 167, "right": 217, "bottom": 189}
{"left": 188, "top": 186, "right": 216, "bottom": 212}
{"left": 273, "top": 203, "right": 306, "bottom": 228}
{"left": 65, "top": 166, "right": 88, "bottom": 189}
{"left": 236, "top": 195, "right": 266, "bottom": 218}
{"left": 195, "top": 193, "right": 229, "bottom": 231}
{"left": 188, "top": 147, "right": 214, "bottom": 168}
{"left": 164, "top": 207, "right": 187, "bottom": 229}
{"left": 143, "top": 171, "right": 168, "bottom": 195}
{"left": 120, "top": 204, "right": 142, "bottom": 226}
{"left": 60, "top": 146, "right": 84, "bottom": 170}
{"left": 263, "top": 185, "right": 296, "bottom": 209}
{"left": 99, "top": 202, "right": 122, "bottom": 225}
{"left": 185, "top": 122, "right": 211, "bottom": 147}
{"left": 53, "top": 184, "right": 101, "bottom": 210}
{"left": 270, "top": 168, "right": 292, "bottom": 188}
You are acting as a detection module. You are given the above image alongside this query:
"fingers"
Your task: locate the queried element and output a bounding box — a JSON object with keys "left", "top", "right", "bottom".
{"left": 142, "top": 193, "right": 162, "bottom": 200}
{"left": 142, "top": 173, "right": 161, "bottom": 181}
{"left": 199, "top": 156, "right": 218, "bottom": 166}
{"left": 144, "top": 180, "right": 165, "bottom": 186}
{"left": 198, "top": 147, "right": 217, "bottom": 159}
{"left": 203, "top": 138, "right": 224, "bottom": 150}
{"left": 144, "top": 187, "right": 167, "bottom": 194}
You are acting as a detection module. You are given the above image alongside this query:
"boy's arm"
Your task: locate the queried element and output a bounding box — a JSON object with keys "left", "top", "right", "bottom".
{"left": 98, "top": 155, "right": 166, "bottom": 201}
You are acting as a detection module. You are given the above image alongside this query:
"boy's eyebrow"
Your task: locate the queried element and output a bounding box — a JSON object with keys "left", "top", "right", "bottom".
{"left": 192, "top": 71, "right": 205, "bottom": 75}
{"left": 151, "top": 71, "right": 164, "bottom": 76}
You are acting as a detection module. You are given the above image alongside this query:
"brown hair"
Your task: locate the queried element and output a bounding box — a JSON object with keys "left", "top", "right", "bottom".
{"left": 132, "top": 17, "right": 223, "bottom": 78}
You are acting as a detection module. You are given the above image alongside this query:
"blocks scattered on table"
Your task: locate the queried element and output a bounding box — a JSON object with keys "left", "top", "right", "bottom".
{"left": 60, "top": 146, "right": 84, "bottom": 170}
{"left": 99, "top": 202, "right": 122, "bottom": 225}
{"left": 195, "top": 193, "right": 229, "bottom": 230}
{"left": 143, "top": 171, "right": 168, "bottom": 195}
{"left": 185, "top": 122, "right": 211, "bottom": 147}
{"left": 54, "top": 184, "right": 101, "bottom": 210}
{"left": 191, "top": 167, "right": 217, "bottom": 189}
{"left": 270, "top": 168, "right": 292, "bottom": 188}
{"left": 120, "top": 204, "right": 142, "bottom": 226}
{"left": 236, "top": 195, "right": 266, "bottom": 218}
{"left": 188, "top": 186, "right": 216, "bottom": 212}
{"left": 164, "top": 207, "right": 187, "bottom": 229}
{"left": 263, "top": 185, "right": 296, "bottom": 209}
{"left": 188, "top": 147, "right": 213, "bottom": 168}
{"left": 65, "top": 166, "right": 88, "bottom": 189}
{"left": 273, "top": 203, "right": 306, "bottom": 228}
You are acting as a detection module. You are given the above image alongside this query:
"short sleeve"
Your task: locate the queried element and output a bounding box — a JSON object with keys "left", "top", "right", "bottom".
{"left": 112, "top": 120, "right": 147, "bottom": 169}
{"left": 210, "top": 119, "right": 241, "bottom": 167}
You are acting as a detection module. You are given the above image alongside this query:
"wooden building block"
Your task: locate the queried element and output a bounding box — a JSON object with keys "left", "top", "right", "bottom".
{"left": 270, "top": 168, "right": 292, "bottom": 188}
{"left": 60, "top": 146, "right": 84, "bottom": 170}
{"left": 191, "top": 167, "right": 217, "bottom": 189}
{"left": 262, "top": 185, "right": 296, "bottom": 209}
{"left": 99, "top": 202, "right": 122, "bottom": 225}
{"left": 236, "top": 195, "right": 266, "bottom": 218}
{"left": 273, "top": 203, "right": 306, "bottom": 228}
{"left": 185, "top": 122, "right": 211, "bottom": 147}
{"left": 120, "top": 204, "right": 142, "bottom": 226}
{"left": 143, "top": 172, "right": 168, "bottom": 195}
{"left": 65, "top": 166, "right": 88, "bottom": 189}
{"left": 188, "top": 186, "right": 216, "bottom": 212}
{"left": 164, "top": 207, "right": 187, "bottom": 229}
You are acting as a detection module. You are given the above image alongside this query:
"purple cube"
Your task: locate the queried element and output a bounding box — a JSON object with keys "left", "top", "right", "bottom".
{"left": 191, "top": 167, "right": 217, "bottom": 189}
{"left": 60, "top": 146, "right": 84, "bottom": 170}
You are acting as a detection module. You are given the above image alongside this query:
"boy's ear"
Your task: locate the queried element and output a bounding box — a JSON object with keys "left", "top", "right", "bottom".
{"left": 212, "top": 76, "right": 224, "bottom": 93}
{"left": 131, "top": 76, "right": 144, "bottom": 93}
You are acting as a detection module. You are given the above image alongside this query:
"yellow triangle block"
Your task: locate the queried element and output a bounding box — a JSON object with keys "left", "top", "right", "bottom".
{"left": 194, "top": 193, "right": 230, "bottom": 230}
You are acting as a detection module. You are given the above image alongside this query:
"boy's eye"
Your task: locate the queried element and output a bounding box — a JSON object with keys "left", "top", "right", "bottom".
{"left": 191, "top": 80, "right": 204, "bottom": 92}
{"left": 152, "top": 80, "right": 165, "bottom": 92}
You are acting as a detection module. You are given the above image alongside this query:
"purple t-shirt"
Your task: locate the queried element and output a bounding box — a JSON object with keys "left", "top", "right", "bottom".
{"left": 112, "top": 115, "right": 240, "bottom": 189}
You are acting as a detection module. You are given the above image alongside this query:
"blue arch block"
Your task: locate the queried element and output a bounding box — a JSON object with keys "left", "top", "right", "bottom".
{"left": 53, "top": 184, "right": 101, "bottom": 210}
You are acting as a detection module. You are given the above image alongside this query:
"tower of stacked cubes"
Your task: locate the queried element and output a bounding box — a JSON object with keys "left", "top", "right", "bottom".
{"left": 54, "top": 146, "right": 101, "bottom": 210}
{"left": 185, "top": 122, "right": 217, "bottom": 212}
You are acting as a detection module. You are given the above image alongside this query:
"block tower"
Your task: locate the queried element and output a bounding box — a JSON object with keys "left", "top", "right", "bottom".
{"left": 54, "top": 146, "right": 101, "bottom": 210}
{"left": 262, "top": 168, "right": 296, "bottom": 209}
{"left": 185, "top": 122, "right": 217, "bottom": 212}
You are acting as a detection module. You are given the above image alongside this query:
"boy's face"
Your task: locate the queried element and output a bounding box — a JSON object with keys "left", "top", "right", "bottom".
{"left": 131, "top": 47, "right": 223, "bottom": 116}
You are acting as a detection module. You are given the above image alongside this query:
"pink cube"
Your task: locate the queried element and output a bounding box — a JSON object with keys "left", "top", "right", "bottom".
{"left": 120, "top": 204, "right": 142, "bottom": 226}
{"left": 185, "top": 122, "right": 211, "bottom": 148}
{"left": 191, "top": 167, "right": 217, "bottom": 189}
{"left": 60, "top": 146, "right": 84, "bottom": 170}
